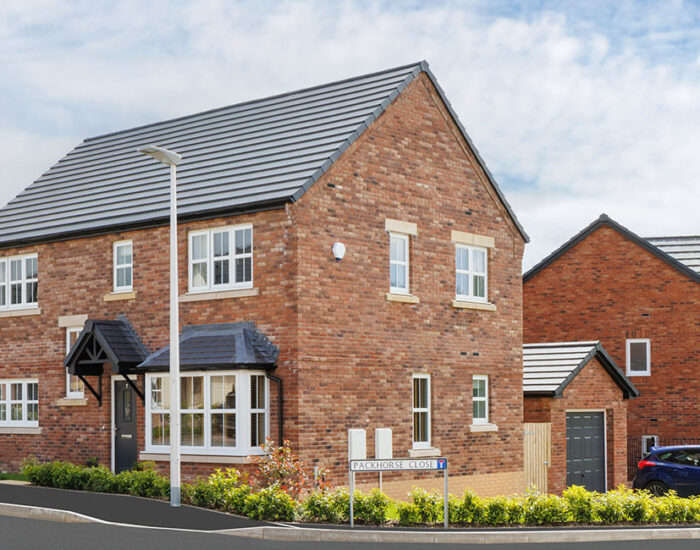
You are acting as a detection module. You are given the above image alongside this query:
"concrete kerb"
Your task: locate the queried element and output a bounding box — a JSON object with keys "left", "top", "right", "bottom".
{"left": 3, "top": 503, "right": 700, "bottom": 543}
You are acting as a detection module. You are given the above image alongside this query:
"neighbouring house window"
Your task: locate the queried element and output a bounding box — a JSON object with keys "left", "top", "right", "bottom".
{"left": 390, "top": 233, "right": 410, "bottom": 294}
{"left": 189, "top": 225, "right": 253, "bottom": 292}
{"left": 472, "top": 375, "right": 489, "bottom": 424}
{"left": 412, "top": 374, "right": 430, "bottom": 449}
{"left": 626, "top": 339, "right": 650, "bottom": 376}
{"left": 113, "top": 241, "right": 133, "bottom": 292}
{"left": 0, "top": 254, "right": 38, "bottom": 310}
{"left": 145, "top": 371, "right": 267, "bottom": 454}
{"left": 455, "top": 245, "right": 487, "bottom": 302}
{"left": 65, "top": 327, "right": 84, "bottom": 398}
{"left": 642, "top": 435, "right": 659, "bottom": 458}
{"left": 0, "top": 380, "right": 39, "bottom": 427}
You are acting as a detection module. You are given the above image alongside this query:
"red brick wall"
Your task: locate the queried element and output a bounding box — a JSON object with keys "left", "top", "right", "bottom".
{"left": 524, "top": 224, "right": 700, "bottom": 445}
{"left": 524, "top": 357, "right": 629, "bottom": 494}
{"left": 0, "top": 73, "right": 526, "bottom": 492}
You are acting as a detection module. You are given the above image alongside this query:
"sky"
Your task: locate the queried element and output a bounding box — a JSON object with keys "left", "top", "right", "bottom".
{"left": 1, "top": 0, "right": 699, "bottom": 269}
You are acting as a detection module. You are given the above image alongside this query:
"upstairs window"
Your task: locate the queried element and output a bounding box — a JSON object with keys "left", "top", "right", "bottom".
{"left": 66, "top": 327, "right": 84, "bottom": 399}
{"left": 189, "top": 225, "right": 253, "bottom": 292}
{"left": 390, "top": 233, "right": 410, "bottom": 294}
{"left": 113, "top": 241, "right": 133, "bottom": 292}
{"left": 455, "top": 245, "right": 487, "bottom": 302}
{"left": 472, "top": 375, "right": 489, "bottom": 425}
{"left": 626, "top": 339, "right": 650, "bottom": 376}
{"left": 0, "top": 254, "right": 38, "bottom": 310}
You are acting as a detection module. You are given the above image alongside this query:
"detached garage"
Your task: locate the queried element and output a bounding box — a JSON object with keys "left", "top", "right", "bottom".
{"left": 523, "top": 341, "right": 638, "bottom": 494}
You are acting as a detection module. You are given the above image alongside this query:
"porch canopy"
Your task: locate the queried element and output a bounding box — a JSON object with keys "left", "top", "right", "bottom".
{"left": 63, "top": 317, "right": 149, "bottom": 404}
{"left": 134, "top": 322, "right": 279, "bottom": 372}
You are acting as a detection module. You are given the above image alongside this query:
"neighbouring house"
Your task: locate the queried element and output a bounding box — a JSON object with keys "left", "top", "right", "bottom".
{"left": 0, "top": 61, "right": 529, "bottom": 498}
{"left": 522, "top": 341, "right": 638, "bottom": 495}
{"left": 523, "top": 214, "right": 700, "bottom": 480}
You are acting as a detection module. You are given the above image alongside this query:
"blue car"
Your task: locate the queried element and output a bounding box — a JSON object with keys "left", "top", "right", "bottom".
{"left": 632, "top": 445, "right": 700, "bottom": 497}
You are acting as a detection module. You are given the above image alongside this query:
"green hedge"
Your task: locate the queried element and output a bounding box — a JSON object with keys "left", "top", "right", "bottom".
{"left": 20, "top": 459, "right": 700, "bottom": 526}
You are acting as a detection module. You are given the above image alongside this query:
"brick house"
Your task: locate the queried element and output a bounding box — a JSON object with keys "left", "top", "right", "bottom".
{"left": 0, "top": 61, "right": 529, "bottom": 498}
{"left": 523, "top": 341, "right": 638, "bottom": 494}
{"left": 523, "top": 214, "right": 700, "bottom": 480}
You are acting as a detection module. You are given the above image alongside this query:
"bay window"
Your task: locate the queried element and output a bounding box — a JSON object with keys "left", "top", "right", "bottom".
{"left": 146, "top": 371, "right": 267, "bottom": 454}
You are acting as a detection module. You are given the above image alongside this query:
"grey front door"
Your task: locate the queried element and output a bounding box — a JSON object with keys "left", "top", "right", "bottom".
{"left": 566, "top": 412, "right": 605, "bottom": 492}
{"left": 114, "top": 380, "right": 137, "bottom": 473}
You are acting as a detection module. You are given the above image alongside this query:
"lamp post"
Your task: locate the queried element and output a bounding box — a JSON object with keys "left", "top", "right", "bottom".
{"left": 137, "top": 144, "right": 183, "bottom": 506}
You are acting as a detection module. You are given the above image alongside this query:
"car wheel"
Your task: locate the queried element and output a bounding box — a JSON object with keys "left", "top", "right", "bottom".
{"left": 645, "top": 480, "right": 668, "bottom": 497}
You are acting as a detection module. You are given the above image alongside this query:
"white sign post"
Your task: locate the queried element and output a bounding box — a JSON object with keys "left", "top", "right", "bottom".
{"left": 347, "top": 429, "right": 366, "bottom": 528}
{"left": 348, "top": 458, "right": 449, "bottom": 528}
{"left": 374, "top": 428, "right": 392, "bottom": 493}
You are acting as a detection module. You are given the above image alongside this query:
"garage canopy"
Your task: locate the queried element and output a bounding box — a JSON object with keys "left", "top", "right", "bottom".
{"left": 523, "top": 341, "right": 639, "bottom": 398}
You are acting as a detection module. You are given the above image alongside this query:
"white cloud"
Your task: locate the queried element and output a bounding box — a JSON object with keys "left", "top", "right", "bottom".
{"left": 0, "top": 1, "right": 698, "bottom": 270}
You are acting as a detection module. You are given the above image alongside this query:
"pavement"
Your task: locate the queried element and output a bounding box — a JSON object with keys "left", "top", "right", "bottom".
{"left": 3, "top": 481, "right": 700, "bottom": 544}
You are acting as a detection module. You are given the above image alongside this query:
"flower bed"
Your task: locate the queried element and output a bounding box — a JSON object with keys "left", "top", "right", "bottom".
{"left": 20, "top": 450, "right": 700, "bottom": 526}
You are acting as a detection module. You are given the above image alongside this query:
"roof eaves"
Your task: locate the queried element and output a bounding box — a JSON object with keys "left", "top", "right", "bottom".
{"left": 551, "top": 345, "right": 597, "bottom": 397}
{"left": 593, "top": 343, "right": 639, "bottom": 399}
{"left": 523, "top": 214, "right": 700, "bottom": 284}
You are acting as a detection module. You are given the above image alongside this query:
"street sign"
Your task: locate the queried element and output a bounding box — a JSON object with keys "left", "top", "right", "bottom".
{"left": 350, "top": 458, "right": 447, "bottom": 472}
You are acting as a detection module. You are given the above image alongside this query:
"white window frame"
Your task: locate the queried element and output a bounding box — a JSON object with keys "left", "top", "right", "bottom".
{"left": 472, "top": 375, "right": 489, "bottom": 425}
{"left": 113, "top": 241, "right": 133, "bottom": 293}
{"left": 188, "top": 225, "right": 253, "bottom": 293}
{"left": 412, "top": 374, "right": 431, "bottom": 449}
{"left": 389, "top": 232, "right": 410, "bottom": 295}
{"left": 145, "top": 370, "right": 268, "bottom": 455}
{"left": 0, "top": 254, "right": 38, "bottom": 310}
{"left": 626, "top": 338, "right": 651, "bottom": 376}
{"left": 455, "top": 245, "right": 488, "bottom": 303}
{"left": 642, "top": 435, "right": 659, "bottom": 458}
{"left": 65, "top": 327, "right": 84, "bottom": 399}
{"left": 0, "top": 379, "right": 39, "bottom": 427}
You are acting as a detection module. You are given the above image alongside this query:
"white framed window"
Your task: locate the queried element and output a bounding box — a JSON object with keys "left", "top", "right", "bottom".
{"left": 455, "top": 245, "right": 487, "bottom": 302}
{"left": 0, "top": 379, "right": 39, "bottom": 427}
{"left": 390, "top": 233, "right": 410, "bottom": 294}
{"left": 626, "top": 338, "right": 650, "bottom": 376}
{"left": 65, "top": 327, "right": 84, "bottom": 398}
{"left": 642, "top": 435, "right": 659, "bottom": 458}
{"left": 113, "top": 241, "right": 133, "bottom": 292}
{"left": 188, "top": 225, "right": 253, "bottom": 293}
{"left": 0, "top": 254, "right": 38, "bottom": 310}
{"left": 145, "top": 370, "right": 268, "bottom": 455}
{"left": 472, "top": 375, "right": 489, "bottom": 425}
{"left": 412, "top": 374, "right": 430, "bottom": 449}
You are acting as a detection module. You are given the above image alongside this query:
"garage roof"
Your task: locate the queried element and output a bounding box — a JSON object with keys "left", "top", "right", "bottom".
{"left": 0, "top": 61, "right": 527, "bottom": 248}
{"left": 523, "top": 341, "right": 638, "bottom": 398}
{"left": 646, "top": 236, "right": 700, "bottom": 274}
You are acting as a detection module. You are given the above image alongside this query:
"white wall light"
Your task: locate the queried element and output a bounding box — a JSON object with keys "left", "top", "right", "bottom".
{"left": 332, "top": 242, "right": 346, "bottom": 261}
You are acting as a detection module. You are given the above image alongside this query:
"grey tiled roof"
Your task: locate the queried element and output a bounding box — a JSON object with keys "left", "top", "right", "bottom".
{"left": 0, "top": 61, "right": 527, "bottom": 248}
{"left": 136, "top": 322, "right": 279, "bottom": 372}
{"left": 646, "top": 236, "right": 700, "bottom": 274}
{"left": 523, "top": 341, "right": 638, "bottom": 398}
{"left": 64, "top": 317, "right": 148, "bottom": 373}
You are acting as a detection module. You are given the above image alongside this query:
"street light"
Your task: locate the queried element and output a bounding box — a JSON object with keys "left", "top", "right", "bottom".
{"left": 137, "top": 144, "right": 182, "bottom": 507}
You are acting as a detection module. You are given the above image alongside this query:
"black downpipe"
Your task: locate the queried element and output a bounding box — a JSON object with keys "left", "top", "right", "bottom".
{"left": 266, "top": 372, "right": 283, "bottom": 444}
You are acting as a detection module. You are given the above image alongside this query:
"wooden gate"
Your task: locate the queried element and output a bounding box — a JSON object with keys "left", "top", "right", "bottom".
{"left": 524, "top": 422, "right": 551, "bottom": 493}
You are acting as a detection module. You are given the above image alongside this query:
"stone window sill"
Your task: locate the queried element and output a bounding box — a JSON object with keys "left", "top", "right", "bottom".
{"left": 0, "top": 308, "right": 42, "bottom": 319}
{"left": 452, "top": 300, "right": 496, "bottom": 311}
{"left": 103, "top": 291, "right": 137, "bottom": 302}
{"left": 139, "top": 452, "right": 253, "bottom": 464}
{"left": 469, "top": 423, "right": 499, "bottom": 433}
{"left": 386, "top": 293, "right": 420, "bottom": 304}
{"left": 56, "top": 398, "right": 89, "bottom": 407}
{"left": 407, "top": 447, "right": 441, "bottom": 458}
{"left": 0, "top": 427, "right": 42, "bottom": 435}
{"left": 180, "top": 288, "right": 259, "bottom": 302}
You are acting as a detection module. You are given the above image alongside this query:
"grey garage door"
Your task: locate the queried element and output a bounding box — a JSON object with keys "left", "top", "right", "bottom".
{"left": 566, "top": 412, "right": 605, "bottom": 492}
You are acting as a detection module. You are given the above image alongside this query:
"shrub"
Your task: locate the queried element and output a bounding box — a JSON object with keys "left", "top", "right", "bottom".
{"left": 354, "top": 489, "right": 390, "bottom": 525}
{"left": 449, "top": 489, "right": 484, "bottom": 525}
{"left": 243, "top": 484, "right": 297, "bottom": 521}
{"left": 653, "top": 491, "right": 695, "bottom": 524}
{"left": 563, "top": 485, "right": 594, "bottom": 523}
{"left": 80, "top": 466, "right": 116, "bottom": 493}
{"left": 522, "top": 492, "right": 568, "bottom": 525}
{"left": 187, "top": 468, "right": 246, "bottom": 510}
{"left": 303, "top": 489, "right": 350, "bottom": 523}
{"left": 483, "top": 496, "right": 510, "bottom": 525}
{"left": 403, "top": 488, "right": 442, "bottom": 524}
{"left": 249, "top": 439, "right": 308, "bottom": 498}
